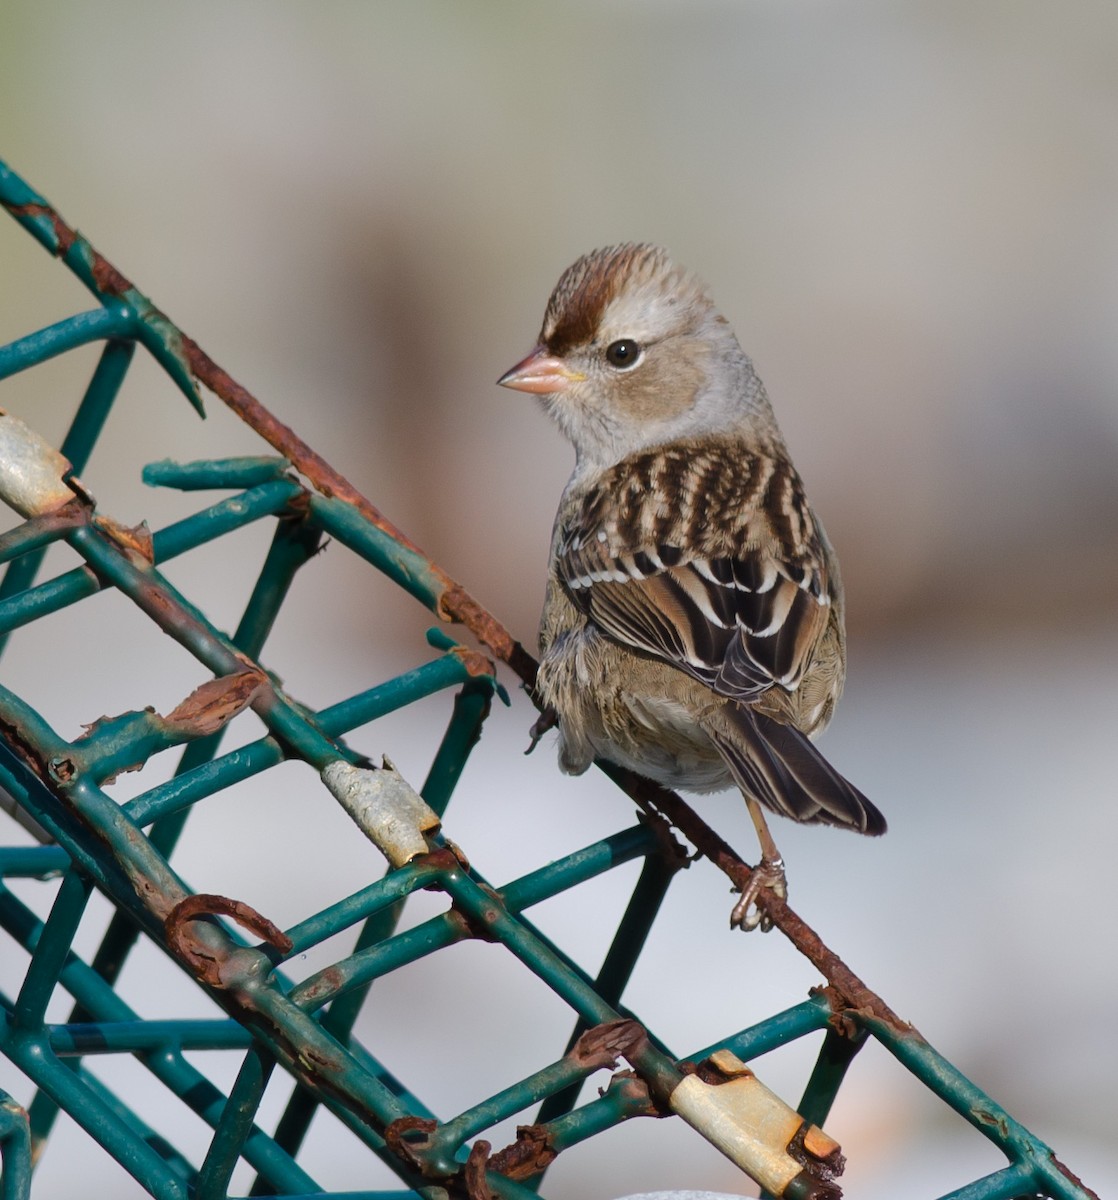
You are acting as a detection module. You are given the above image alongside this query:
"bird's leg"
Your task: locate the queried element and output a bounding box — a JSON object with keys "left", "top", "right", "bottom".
{"left": 730, "top": 798, "right": 787, "bottom": 932}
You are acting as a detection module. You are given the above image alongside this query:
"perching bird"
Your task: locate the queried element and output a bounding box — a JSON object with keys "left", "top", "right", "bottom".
{"left": 498, "top": 243, "right": 885, "bottom": 930}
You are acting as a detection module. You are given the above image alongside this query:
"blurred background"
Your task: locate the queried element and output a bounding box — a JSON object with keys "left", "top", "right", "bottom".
{"left": 0, "top": 2, "right": 1115, "bottom": 1197}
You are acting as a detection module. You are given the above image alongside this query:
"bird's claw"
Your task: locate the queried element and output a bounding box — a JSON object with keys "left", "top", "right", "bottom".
{"left": 525, "top": 707, "right": 560, "bottom": 755}
{"left": 729, "top": 856, "right": 787, "bottom": 932}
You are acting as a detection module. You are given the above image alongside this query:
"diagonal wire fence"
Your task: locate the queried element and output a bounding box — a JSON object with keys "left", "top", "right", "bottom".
{"left": 0, "top": 159, "right": 1100, "bottom": 1200}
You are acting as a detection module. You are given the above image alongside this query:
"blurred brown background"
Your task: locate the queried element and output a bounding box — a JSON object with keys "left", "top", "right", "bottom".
{"left": 1, "top": 3, "right": 1115, "bottom": 1198}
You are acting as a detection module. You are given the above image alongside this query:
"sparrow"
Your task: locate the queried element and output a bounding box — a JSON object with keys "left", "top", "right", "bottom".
{"left": 498, "top": 243, "right": 885, "bottom": 930}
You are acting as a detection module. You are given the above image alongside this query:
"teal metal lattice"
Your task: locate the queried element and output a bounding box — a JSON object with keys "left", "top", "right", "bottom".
{"left": 0, "top": 160, "right": 1100, "bottom": 1200}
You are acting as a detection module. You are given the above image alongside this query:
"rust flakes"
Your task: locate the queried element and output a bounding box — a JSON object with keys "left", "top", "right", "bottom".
{"left": 165, "top": 892, "right": 293, "bottom": 986}
{"left": 446, "top": 643, "right": 498, "bottom": 681}
{"left": 164, "top": 669, "right": 267, "bottom": 737}
{"left": 787, "top": 1120, "right": 845, "bottom": 1183}
{"left": 605, "top": 1070, "right": 664, "bottom": 1118}
{"left": 92, "top": 515, "right": 154, "bottom": 564}
{"left": 972, "top": 1108, "right": 1010, "bottom": 1137}
{"left": 487, "top": 1125, "right": 557, "bottom": 1182}
{"left": 811, "top": 986, "right": 861, "bottom": 1040}
{"left": 384, "top": 1116, "right": 437, "bottom": 1168}
{"left": 437, "top": 587, "right": 513, "bottom": 658}
{"left": 73, "top": 671, "right": 264, "bottom": 777}
{"left": 463, "top": 1139, "right": 494, "bottom": 1200}
{"left": 571, "top": 1018, "right": 648, "bottom": 1071}
{"left": 90, "top": 255, "right": 133, "bottom": 298}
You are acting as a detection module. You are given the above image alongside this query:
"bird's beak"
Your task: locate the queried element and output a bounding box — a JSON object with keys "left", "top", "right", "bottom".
{"left": 497, "top": 346, "right": 585, "bottom": 394}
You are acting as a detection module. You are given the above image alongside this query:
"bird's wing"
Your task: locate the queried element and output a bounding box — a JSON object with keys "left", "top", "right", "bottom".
{"left": 555, "top": 441, "right": 834, "bottom": 702}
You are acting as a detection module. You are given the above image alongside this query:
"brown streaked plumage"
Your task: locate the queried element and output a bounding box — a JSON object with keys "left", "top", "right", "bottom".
{"left": 499, "top": 243, "right": 884, "bottom": 930}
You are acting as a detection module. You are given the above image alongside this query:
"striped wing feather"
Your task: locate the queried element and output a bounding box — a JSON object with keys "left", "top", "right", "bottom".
{"left": 557, "top": 445, "right": 833, "bottom": 704}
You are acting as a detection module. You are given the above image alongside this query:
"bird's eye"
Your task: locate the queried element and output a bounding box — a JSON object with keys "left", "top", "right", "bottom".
{"left": 604, "top": 339, "right": 642, "bottom": 369}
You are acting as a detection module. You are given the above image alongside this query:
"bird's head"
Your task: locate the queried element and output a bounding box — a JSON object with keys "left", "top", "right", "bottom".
{"left": 498, "top": 243, "right": 778, "bottom": 472}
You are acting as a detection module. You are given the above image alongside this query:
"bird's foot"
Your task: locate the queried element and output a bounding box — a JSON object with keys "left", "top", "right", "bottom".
{"left": 525, "top": 707, "right": 559, "bottom": 755}
{"left": 729, "top": 856, "right": 787, "bottom": 932}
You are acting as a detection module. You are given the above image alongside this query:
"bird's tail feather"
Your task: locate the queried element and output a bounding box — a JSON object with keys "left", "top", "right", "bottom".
{"left": 705, "top": 705, "right": 886, "bottom": 835}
